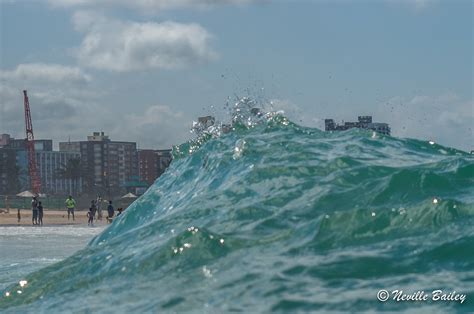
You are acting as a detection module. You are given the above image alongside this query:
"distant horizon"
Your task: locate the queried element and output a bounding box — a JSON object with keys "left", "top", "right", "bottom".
{"left": 1, "top": 108, "right": 472, "bottom": 153}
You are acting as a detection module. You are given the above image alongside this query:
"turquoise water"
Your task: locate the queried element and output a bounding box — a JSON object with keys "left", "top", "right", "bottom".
{"left": 0, "top": 226, "right": 103, "bottom": 291}
{"left": 1, "top": 104, "right": 473, "bottom": 312}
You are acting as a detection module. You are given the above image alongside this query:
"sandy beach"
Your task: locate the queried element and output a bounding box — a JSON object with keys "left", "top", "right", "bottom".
{"left": 0, "top": 209, "right": 110, "bottom": 226}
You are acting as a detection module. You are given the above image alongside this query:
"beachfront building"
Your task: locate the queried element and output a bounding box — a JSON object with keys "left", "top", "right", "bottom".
{"left": 0, "top": 147, "right": 19, "bottom": 195}
{"left": 0, "top": 134, "right": 82, "bottom": 195}
{"left": 59, "top": 132, "right": 139, "bottom": 196}
{"left": 0, "top": 134, "right": 53, "bottom": 151}
{"left": 324, "top": 116, "right": 391, "bottom": 135}
{"left": 38, "top": 151, "right": 82, "bottom": 195}
{"left": 138, "top": 149, "right": 172, "bottom": 186}
{"left": 0, "top": 134, "right": 11, "bottom": 147}
{"left": 14, "top": 150, "right": 83, "bottom": 195}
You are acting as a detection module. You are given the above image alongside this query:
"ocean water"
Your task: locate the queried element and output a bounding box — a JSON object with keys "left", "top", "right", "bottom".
{"left": 1, "top": 103, "right": 473, "bottom": 313}
{"left": 0, "top": 226, "right": 104, "bottom": 291}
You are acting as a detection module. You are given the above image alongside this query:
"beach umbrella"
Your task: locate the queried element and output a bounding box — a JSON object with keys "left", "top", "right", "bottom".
{"left": 16, "top": 191, "right": 35, "bottom": 197}
{"left": 121, "top": 192, "right": 137, "bottom": 199}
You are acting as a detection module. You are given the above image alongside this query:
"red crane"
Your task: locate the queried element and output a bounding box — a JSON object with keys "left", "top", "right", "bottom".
{"left": 23, "top": 90, "right": 41, "bottom": 194}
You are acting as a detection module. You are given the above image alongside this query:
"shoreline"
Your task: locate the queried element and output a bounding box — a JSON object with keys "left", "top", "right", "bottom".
{"left": 0, "top": 210, "right": 110, "bottom": 226}
{"left": 0, "top": 224, "right": 103, "bottom": 227}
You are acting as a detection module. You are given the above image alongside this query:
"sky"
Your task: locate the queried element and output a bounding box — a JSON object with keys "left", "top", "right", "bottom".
{"left": 0, "top": 0, "right": 472, "bottom": 151}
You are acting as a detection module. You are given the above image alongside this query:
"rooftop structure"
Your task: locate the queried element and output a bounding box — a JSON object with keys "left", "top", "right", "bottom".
{"left": 87, "top": 132, "right": 109, "bottom": 142}
{"left": 0, "top": 133, "right": 52, "bottom": 151}
{"left": 324, "top": 116, "right": 391, "bottom": 135}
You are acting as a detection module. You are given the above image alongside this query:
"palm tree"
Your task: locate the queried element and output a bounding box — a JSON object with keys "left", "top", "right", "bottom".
{"left": 56, "top": 157, "right": 82, "bottom": 195}
{"left": 5, "top": 165, "right": 20, "bottom": 195}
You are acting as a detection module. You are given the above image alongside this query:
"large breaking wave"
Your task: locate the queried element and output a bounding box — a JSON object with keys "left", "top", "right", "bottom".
{"left": 1, "top": 99, "right": 473, "bottom": 312}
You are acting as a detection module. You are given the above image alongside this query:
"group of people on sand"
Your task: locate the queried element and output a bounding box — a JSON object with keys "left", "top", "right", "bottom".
{"left": 87, "top": 198, "right": 116, "bottom": 226}
{"left": 66, "top": 195, "right": 114, "bottom": 226}
{"left": 26, "top": 194, "right": 124, "bottom": 226}
{"left": 30, "top": 196, "right": 44, "bottom": 226}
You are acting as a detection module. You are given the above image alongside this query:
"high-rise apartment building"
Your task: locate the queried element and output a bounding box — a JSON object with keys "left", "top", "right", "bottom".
{"left": 59, "top": 132, "right": 138, "bottom": 195}
{"left": 138, "top": 149, "right": 172, "bottom": 186}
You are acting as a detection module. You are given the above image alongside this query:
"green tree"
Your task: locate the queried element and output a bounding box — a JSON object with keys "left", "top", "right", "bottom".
{"left": 56, "top": 157, "right": 83, "bottom": 195}
{"left": 5, "top": 165, "right": 20, "bottom": 195}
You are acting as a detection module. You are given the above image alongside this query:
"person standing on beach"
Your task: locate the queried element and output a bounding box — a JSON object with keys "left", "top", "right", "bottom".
{"left": 31, "top": 196, "right": 39, "bottom": 225}
{"left": 87, "top": 207, "right": 94, "bottom": 226}
{"left": 96, "top": 196, "right": 103, "bottom": 220}
{"left": 65, "top": 195, "right": 76, "bottom": 221}
{"left": 37, "top": 201, "right": 44, "bottom": 226}
{"left": 90, "top": 200, "right": 97, "bottom": 218}
{"left": 107, "top": 200, "right": 114, "bottom": 223}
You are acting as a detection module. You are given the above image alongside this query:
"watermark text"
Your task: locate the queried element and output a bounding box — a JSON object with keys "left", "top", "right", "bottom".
{"left": 377, "top": 289, "right": 466, "bottom": 304}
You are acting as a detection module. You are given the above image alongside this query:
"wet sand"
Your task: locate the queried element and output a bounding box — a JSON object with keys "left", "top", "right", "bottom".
{"left": 0, "top": 209, "right": 110, "bottom": 226}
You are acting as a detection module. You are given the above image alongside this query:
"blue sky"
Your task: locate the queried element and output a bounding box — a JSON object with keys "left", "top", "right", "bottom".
{"left": 0, "top": 0, "right": 472, "bottom": 150}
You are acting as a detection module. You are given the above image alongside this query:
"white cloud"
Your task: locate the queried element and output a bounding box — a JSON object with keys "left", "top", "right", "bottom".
{"left": 0, "top": 85, "right": 101, "bottom": 142}
{"left": 72, "top": 12, "right": 217, "bottom": 72}
{"left": 123, "top": 105, "right": 191, "bottom": 148}
{"left": 128, "top": 105, "right": 184, "bottom": 125}
{"left": 271, "top": 94, "right": 472, "bottom": 152}
{"left": 0, "top": 62, "right": 103, "bottom": 144}
{"left": 374, "top": 93, "right": 473, "bottom": 151}
{"left": 0, "top": 60, "right": 192, "bottom": 148}
{"left": 0, "top": 63, "right": 91, "bottom": 84}
{"left": 49, "top": 0, "right": 258, "bottom": 12}
{"left": 388, "top": 0, "right": 435, "bottom": 10}
{"left": 270, "top": 98, "right": 320, "bottom": 127}
{"left": 0, "top": 78, "right": 191, "bottom": 148}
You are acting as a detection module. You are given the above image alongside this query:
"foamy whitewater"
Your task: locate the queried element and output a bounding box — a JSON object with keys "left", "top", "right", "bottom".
{"left": 1, "top": 100, "right": 473, "bottom": 312}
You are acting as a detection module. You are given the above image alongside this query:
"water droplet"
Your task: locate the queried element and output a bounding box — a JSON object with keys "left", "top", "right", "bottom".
{"left": 184, "top": 243, "right": 192, "bottom": 248}
{"left": 19, "top": 280, "right": 27, "bottom": 287}
{"left": 433, "top": 198, "right": 438, "bottom": 204}
{"left": 220, "top": 239, "right": 224, "bottom": 244}
{"left": 233, "top": 139, "right": 246, "bottom": 160}
{"left": 202, "top": 266, "right": 212, "bottom": 278}
{"left": 429, "top": 140, "right": 435, "bottom": 145}
{"left": 371, "top": 212, "right": 376, "bottom": 217}
{"left": 453, "top": 204, "right": 457, "bottom": 209}
{"left": 17, "top": 290, "right": 22, "bottom": 294}
{"left": 325, "top": 214, "right": 330, "bottom": 219}
{"left": 5, "top": 292, "right": 10, "bottom": 297}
